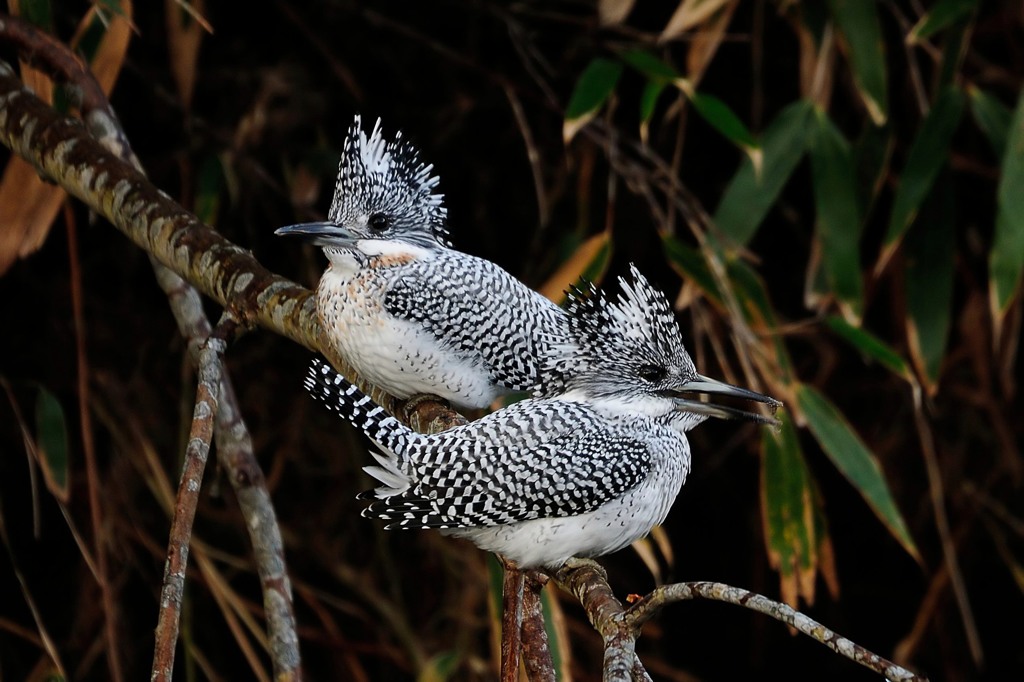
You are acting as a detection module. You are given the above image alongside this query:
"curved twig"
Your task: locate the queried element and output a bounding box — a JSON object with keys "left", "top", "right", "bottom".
{"left": 552, "top": 558, "right": 928, "bottom": 682}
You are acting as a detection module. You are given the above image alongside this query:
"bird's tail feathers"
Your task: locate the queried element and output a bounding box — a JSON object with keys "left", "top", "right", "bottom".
{"left": 360, "top": 448, "right": 411, "bottom": 498}
{"left": 304, "top": 357, "right": 410, "bottom": 454}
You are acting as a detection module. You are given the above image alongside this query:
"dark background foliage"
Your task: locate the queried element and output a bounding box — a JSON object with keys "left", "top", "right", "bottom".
{"left": 1, "top": 1, "right": 1022, "bottom": 680}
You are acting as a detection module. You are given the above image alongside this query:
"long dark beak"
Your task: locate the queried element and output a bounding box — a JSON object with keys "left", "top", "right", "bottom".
{"left": 668, "top": 374, "right": 781, "bottom": 426}
{"left": 275, "top": 221, "right": 357, "bottom": 247}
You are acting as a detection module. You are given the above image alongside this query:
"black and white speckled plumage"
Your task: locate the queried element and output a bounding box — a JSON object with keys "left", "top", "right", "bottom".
{"left": 298, "top": 267, "right": 771, "bottom": 568}
{"left": 305, "top": 358, "right": 667, "bottom": 525}
{"left": 304, "top": 356, "right": 690, "bottom": 568}
{"left": 381, "top": 251, "right": 569, "bottom": 394}
{"left": 331, "top": 115, "right": 450, "bottom": 249}
{"left": 539, "top": 263, "right": 700, "bottom": 406}
{"left": 277, "top": 115, "right": 570, "bottom": 409}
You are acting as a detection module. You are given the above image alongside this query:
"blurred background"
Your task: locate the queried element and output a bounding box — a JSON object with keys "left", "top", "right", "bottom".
{"left": 0, "top": 1, "right": 1022, "bottom": 680}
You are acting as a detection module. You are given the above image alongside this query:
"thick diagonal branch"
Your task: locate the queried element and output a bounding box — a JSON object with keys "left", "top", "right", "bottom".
{"left": 0, "top": 19, "right": 308, "bottom": 677}
{"left": 0, "top": 61, "right": 406, "bottom": 413}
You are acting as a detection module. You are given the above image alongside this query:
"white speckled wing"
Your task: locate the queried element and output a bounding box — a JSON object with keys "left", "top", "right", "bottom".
{"left": 382, "top": 250, "right": 570, "bottom": 395}
{"left": 361, "top": 398, "right": 655, "bottom": 528}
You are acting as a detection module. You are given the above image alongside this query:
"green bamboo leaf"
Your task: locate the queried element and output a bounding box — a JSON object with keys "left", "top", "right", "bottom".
{"left": 195, "top": 155, "right": 224, "bottom": 226}
{"left": 661, "top": 234, "right": 720, "bottom": 302}
{"left": 688, "top": 90, "right": 758, "bottom": 151}
{"left": 907, "top": 0, "right": 976, "bottom": 44}
{"left": 761, "top": 413, "right": 817, "bottom": 605}
{"left": 969, "top": 86, "right": 1012, "bottom": 159}
{"left": 663, "top": 238, "right": 795, "bottom": 380}
{"left": 95, "top": 0, "right": 131, "bottom": 20}
{"left": 35, "top": 385, "right": 69, "bottom": 502}
{"left": 879, "top": 86, "right": 964, "bottom": 273}
{"left": 796, "top": 384, "right": 919, "bottom": 561}
{"left": 728, "top": 258, "right": 778, "bottom": 326}
{"left": 563, "top": 58, "right": 623, "bottom": 142}
{"left": 621, "top": 50, "right": 757, "bottom": 153}
{"left": 905, "top": 173, "right": 955, "bottom": 391}
{"left": 808, "top": 110, "right": 864, "bottom": 323}
{"left": 727, "top": 260, "right": 796, "bottom": 381}
{"left": 713, "top": 100, "right": 814, "bottom": 247}
{"left": 991, "top": 87, "right": 1024, "bottom": 327}
{"left": 620, "top": 48, "right": 678, "bottom": 81}
{"left": 418, "top": 652, "right": 461, "bottom": 682}
{"left": 487, "top": 554, "right": 504, "bottom": 617}
{"left": 639, "top": 80, "right": 666, "bottom": 129}
{"left": 852, "top": 122, "right": 893, "bottom": 211}
{"left": 804, "top": 237, "right": 830, "bottom": 310}
{"left": 77, "top": 20, "right": 108, "bottom": 62}
{"left": 829, "top": 0, "right": 888, "bottom": 125}
{"left": 17, "top": 0, "right": 53, "bottom": 30}
{"left": 824, "top": 316, "right": 912, "bottom": 382}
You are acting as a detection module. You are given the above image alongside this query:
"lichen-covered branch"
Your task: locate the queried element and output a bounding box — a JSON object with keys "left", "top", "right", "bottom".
{"left": 0, "top": 59, "right": 408, "bottom": 412}
{"left": 0, "top": 60, "right": 314, "bottom": 338}
{"left": 550, "top": 559, "right": 930, "bottom": 682}
{"left": 623, "top": 581, "right": 927, "bottom": 681}
{"left": 0, "top": 19, "right": 307, "bottom": 677}
{"left": 0, "top": 36, "right": 471, "bottom": 680}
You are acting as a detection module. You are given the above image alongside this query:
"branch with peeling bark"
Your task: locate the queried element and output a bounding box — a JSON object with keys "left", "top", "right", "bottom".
{"left": 0, "top": 28, "right": 928, "bottom": 681}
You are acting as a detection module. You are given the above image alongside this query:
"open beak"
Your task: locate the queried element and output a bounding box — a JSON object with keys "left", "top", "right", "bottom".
{"left": 275, "top": 221, "right": 358, "bottom": 247}
{"left": 667, "top": 374, "right": 781, "bottom": 426}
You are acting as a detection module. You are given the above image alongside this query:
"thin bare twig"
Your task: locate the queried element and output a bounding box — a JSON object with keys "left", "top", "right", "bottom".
{"left": 150, "top": 247, "right": 303, "bottom": 680}
{"left": 911, "top": 387, "right": 983, "bottom": 665}
{"left": 153, "top": 335, "right": 226, "bottom": 681}
{"left": 503, "top": 84, "right": 550, "bottom": 228}
{"left": 66, "top": 193, "right": 123, "bottom": 682}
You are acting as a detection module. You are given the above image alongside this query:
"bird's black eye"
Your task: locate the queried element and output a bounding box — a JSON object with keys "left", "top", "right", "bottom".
{"left": 639, "top": 364, "right": 667, "bottom": 383}
{"left": 369, "top": 213, "right": 390, "bottom": 231}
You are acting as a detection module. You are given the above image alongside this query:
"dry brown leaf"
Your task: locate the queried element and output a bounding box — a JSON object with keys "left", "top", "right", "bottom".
{"left": 0, "top": 4, "right": 61, "bottom": 274}
{"left": 629, "top": 536, "right": 663, "bottom": 585}
{"left": 537, "top": 229, "right": 611, "bottom": 303}
{"left": 598, "top": 0, "right": 636, "bottom": 26}
{"left": 661, "top": 0, "right": 735, "bottom": 43}
{"left": 649, "top": 524, "right": 675, "bottom": 569}
{"left": 165, "top": 0, "right": 208, "bottom": 109}
{"left": 70, "top": 0, "right": 134, "bottom": 94}
{"left": 0, "top": 2, "right": 134, "bottom": 274}
{"left": 686, "top": 0, "right": 739, "bottom": 83}
{"left": 0, "top": 159, "right": 67, "bottom": 273}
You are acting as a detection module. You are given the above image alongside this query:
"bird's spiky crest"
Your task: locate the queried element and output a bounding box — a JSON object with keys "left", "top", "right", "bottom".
{"left": 328, "top": 115, "right": 450, "bottom": 246}
{"left": 539, "top": 264, "right": 696, "bottom": 395}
